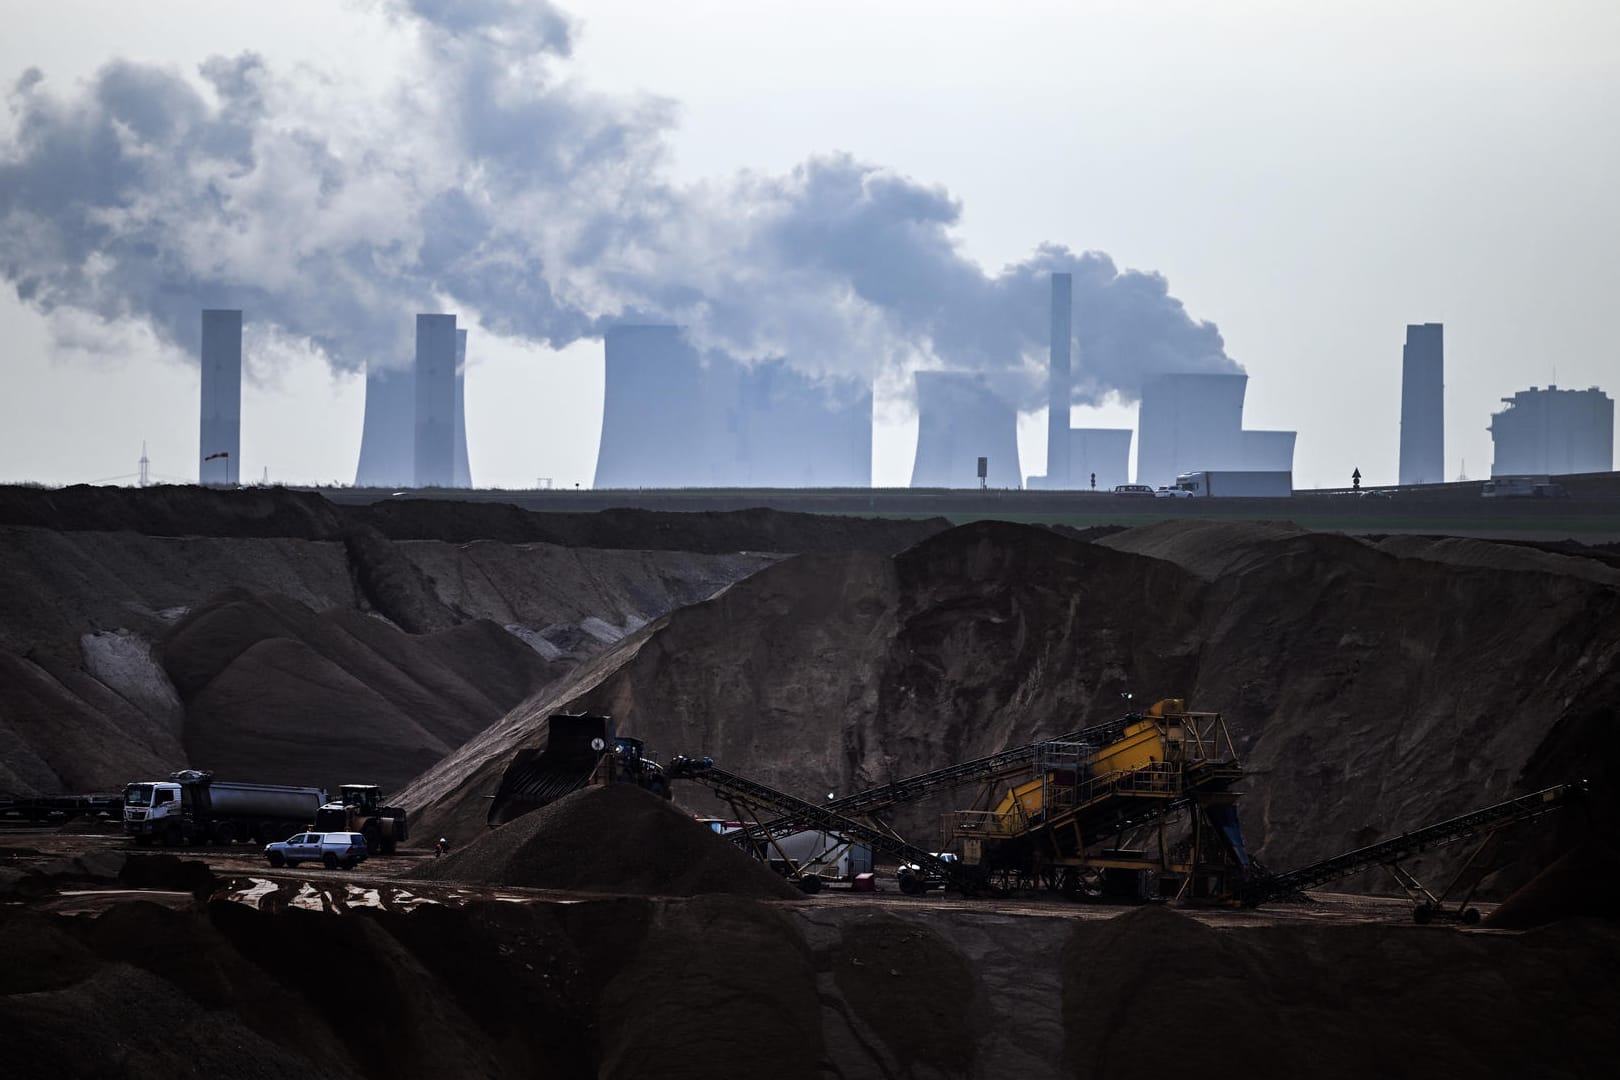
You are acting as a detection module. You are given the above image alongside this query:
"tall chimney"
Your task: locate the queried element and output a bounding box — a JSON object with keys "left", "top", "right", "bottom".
{"left": 199, "top": 309, "right": 242, "bottom": 486}
{"left": 1047, "top": 273, "right": 1073, "bottom": 487}
{"left": 414, "top": 314, "right": 457, "bottom": 487}
{"left": 453, "top": 328, "right": 472, "bottom": 488}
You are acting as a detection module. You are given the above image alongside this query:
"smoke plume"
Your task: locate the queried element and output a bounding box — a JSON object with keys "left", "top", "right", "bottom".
{"left": 0, "top": 0, "right": 1237, "bottom": 407}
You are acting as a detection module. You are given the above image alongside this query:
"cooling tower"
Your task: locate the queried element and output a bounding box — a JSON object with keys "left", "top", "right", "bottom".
{"left": 414, "top": 314, "right": 457, "bottom": 488}
{"left": 910, "top": 372, "right": 1022, "bottom": 489}
{"left": 1069, "top": 428, "right": 1132, "bottom": 491}
{"left": 1136, "top": 373, "right": 1249, "bottom": 488}
{"left": 453, "top": 328, "right": 472, "bottom": 488}
{"left": 595, "top": 326, "right": 873, "bottom": 488}
{"left": 727, "top": 361, "right": 873, "bottom": 487}
{"left": 1242, "top": 430, "right": 1297, "bottom": 473}
{"left": 1046, "top": 272, "right": 1073, "bottom": 488}
{"left": 594, "top": 325, "right": 707, "bottom": 488}
{"left": 199, "top": 309, "right": 242, "bottom": 486}
{"left": 354, "top": 362, "right": 416, "bottom": 488}
{"left": 1399, "top": 323, "right": 1444, "bottom": 485}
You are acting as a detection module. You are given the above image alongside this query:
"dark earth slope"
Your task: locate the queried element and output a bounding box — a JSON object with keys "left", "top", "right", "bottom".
{"left": 0, "top": 483, "right": 944, "bottom": 796}
{"left": 1, "top": 892, "right": 1615, "bottom": 1080}
{"left": 404, "top": 519, "right": 1620, "bottom": 892}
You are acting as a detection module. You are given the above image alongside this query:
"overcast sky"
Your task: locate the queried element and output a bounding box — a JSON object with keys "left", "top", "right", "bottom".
{"left": 2, "top": 0, "right": 1616, "bottom": 489}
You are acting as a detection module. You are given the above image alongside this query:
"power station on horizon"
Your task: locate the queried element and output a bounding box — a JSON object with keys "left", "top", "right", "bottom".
{"left": 192, "top": 278, "right": 1613, "bottom": 492}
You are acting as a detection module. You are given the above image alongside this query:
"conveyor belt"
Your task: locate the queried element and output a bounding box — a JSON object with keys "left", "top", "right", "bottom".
{"left": 666, "top": 757, "right": 983, "bottom": 892}
{"left": 730, "top": 713, "right": 1142, "bottom": 845}
{"left": 1241, "top": 782, "right": 1585, "bottom": 905}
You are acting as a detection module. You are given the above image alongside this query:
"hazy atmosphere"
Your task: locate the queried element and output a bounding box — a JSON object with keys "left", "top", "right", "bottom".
{"left": 2, "top": 0, "right": 1617, "bottom": 489}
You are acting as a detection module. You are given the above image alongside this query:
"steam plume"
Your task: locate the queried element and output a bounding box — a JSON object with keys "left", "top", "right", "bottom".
{"left": 0, "top": 0, "right": 1237, "bottom": 408}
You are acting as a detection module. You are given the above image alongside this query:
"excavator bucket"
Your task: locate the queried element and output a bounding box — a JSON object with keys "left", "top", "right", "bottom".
{"left": 487, "top": 714, "right": 612, "bottom": 826}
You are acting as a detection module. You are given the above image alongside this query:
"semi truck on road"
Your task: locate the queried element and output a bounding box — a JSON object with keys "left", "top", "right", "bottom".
{"left": 123, "top": 771, "right": 326, "bottom": 847}
{"left": 1173, "top": 470, "right": 1293, "bottom": 498}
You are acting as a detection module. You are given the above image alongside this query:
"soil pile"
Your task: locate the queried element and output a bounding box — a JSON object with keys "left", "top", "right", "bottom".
{"left": 350, "top": 500, "right": 949, "bottom": 554}
{"left": 407, "top": 518, "right": 1620, "bottom": 896}
{"left": 3, "top": 893, "right": 1618, "bottom": 1079}
{"left": 1483, "top": 840, "right": 1620, "bottom": 929}
{"left": 1059, "top": 905, "right": 1620, "bottom": 1080}
{"left": 0, "top": 483, "right": 948, "bottom": 554}
{"left": 0, "top": 487, "right": 783, "bottom": 794}
{"left": 163, "top": 590, "right": 553, "bottom": 792}
{"left": 413, "top": 783, "right": 799, "bottom": 899}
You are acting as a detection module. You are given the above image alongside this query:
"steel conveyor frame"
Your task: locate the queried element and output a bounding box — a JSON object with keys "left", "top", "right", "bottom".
{"left": 665, "top": 757, "right": 986, "bottom": 893}
{"left": 1241, "top": 782, "right": 1585, "bottom": 907}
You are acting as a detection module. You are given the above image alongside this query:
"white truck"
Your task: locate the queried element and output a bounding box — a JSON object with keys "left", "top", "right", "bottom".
{"left": 712, "top": 823, "right": 875, "bottom": 891}
{"left": 123, "top": 770, "right": 327, "bottom": 847}
{"left": 1173, "top": 470, "right": 1293, "bottom": 498}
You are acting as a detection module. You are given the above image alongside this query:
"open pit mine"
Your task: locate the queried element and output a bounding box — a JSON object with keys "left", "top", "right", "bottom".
{"left": 1, "top": 484, "right": 1617, "bottom": 1079}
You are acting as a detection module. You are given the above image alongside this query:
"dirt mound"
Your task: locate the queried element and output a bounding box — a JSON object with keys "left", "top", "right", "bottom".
{"left": 0, "top": 483, "right": 348, "bottom": 539}
{"left": 408, "top": 517, "right": 1618, "bottom": 898}
{"left": 0, "top": 524, "right": 769, "bottom": 796}
{"left": 1376, "top": 534, "right": 1620, "bottom": 586}
{"left": 1483, "top": 840, "right": 1620, "bottom": 929}
{"left": 412, "top": 783, "right": 800, "bottom": 899}
{"left": 163, "top": 590, "right": 553, "bottom": 792}
{"left": 829, "top": 911, "right": 977, "bottom": 1073}
{"left": 351, "top": 500, "right": 950, "bottom": 554}
{"left": 1059, "top": 907, "right": 1620, "bottom": 1080}
{"left": 0, "top": 483, "right": 948, "bottom": 555}
{"left": 5, "top": 891, "right": 1619, "bottom": 1079}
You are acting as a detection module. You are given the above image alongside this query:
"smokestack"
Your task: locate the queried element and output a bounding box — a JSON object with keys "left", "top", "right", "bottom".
{"left": 199, "top": 309, "right": 242, "bottom": 486}
{"left": 453, "top": 328, "right": 472, "bottom": 488}
{"left": 1047, "top": 273, "right": 1072, "bottom": 488}
{"left": 414, "top": 314, "right": 457, "bottom": 487}
{"left": 1399, "top": 323, "right": 1444, "bottom": 486}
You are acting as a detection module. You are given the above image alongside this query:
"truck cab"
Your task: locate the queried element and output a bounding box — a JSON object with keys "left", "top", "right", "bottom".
{"left": 122, "top": 780, "right": 187, "bottom": 843}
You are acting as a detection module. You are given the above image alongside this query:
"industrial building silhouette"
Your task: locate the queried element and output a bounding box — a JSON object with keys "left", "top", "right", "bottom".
{"left": 1399, "top": 323, "right": 1445, "bottom": 485}
{"left": 1490, "top": 385, "right": 1613, "bottom": 476}
{"left": 198, "top": 309, "right": 241, "bottom": 486}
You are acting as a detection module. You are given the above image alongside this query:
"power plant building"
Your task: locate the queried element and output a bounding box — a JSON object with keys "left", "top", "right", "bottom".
{"left": 593, "top": 325, "right": 872, "bottom": 488}
{"left": 910, "top": 372, "right": 1022, "bottom": 489}
{"left": 1399, "top": 323, "right": 1444, "bottom": 486}
{"left": 1489, "top": 385, "right": 1613, "bottom": 476}
{"left": 199, "top": 309, "right": 242, "bottom": 486}
{"left": 1135, "top": 372, "right": 1295, "bottom": 488}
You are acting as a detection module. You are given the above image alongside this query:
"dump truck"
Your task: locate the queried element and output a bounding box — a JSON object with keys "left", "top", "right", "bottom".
{"left": 123, "top": 770, "right": 326, "bottom": 846}
{"left": 313, "top": 784, "right": 409, "bottom": 854}
{"left": 1173, "top": 470, "right": 1293, "bottom": 497}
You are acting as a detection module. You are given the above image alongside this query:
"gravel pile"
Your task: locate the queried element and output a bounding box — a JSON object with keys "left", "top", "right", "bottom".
{"left": 411, "top": 783, "right": 800, "bottom": 899}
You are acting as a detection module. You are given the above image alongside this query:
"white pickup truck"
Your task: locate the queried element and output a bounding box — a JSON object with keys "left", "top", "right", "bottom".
{"left": 264, "top": 831, "right": 369, "bottom": 870}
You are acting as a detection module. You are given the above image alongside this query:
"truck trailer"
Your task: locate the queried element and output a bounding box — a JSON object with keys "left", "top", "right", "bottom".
{"left": 1174, "top": 470, "right": 1293, "bottom": 498}
{"left": 123, "top": 771, "right": 326, "bottom": 847}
